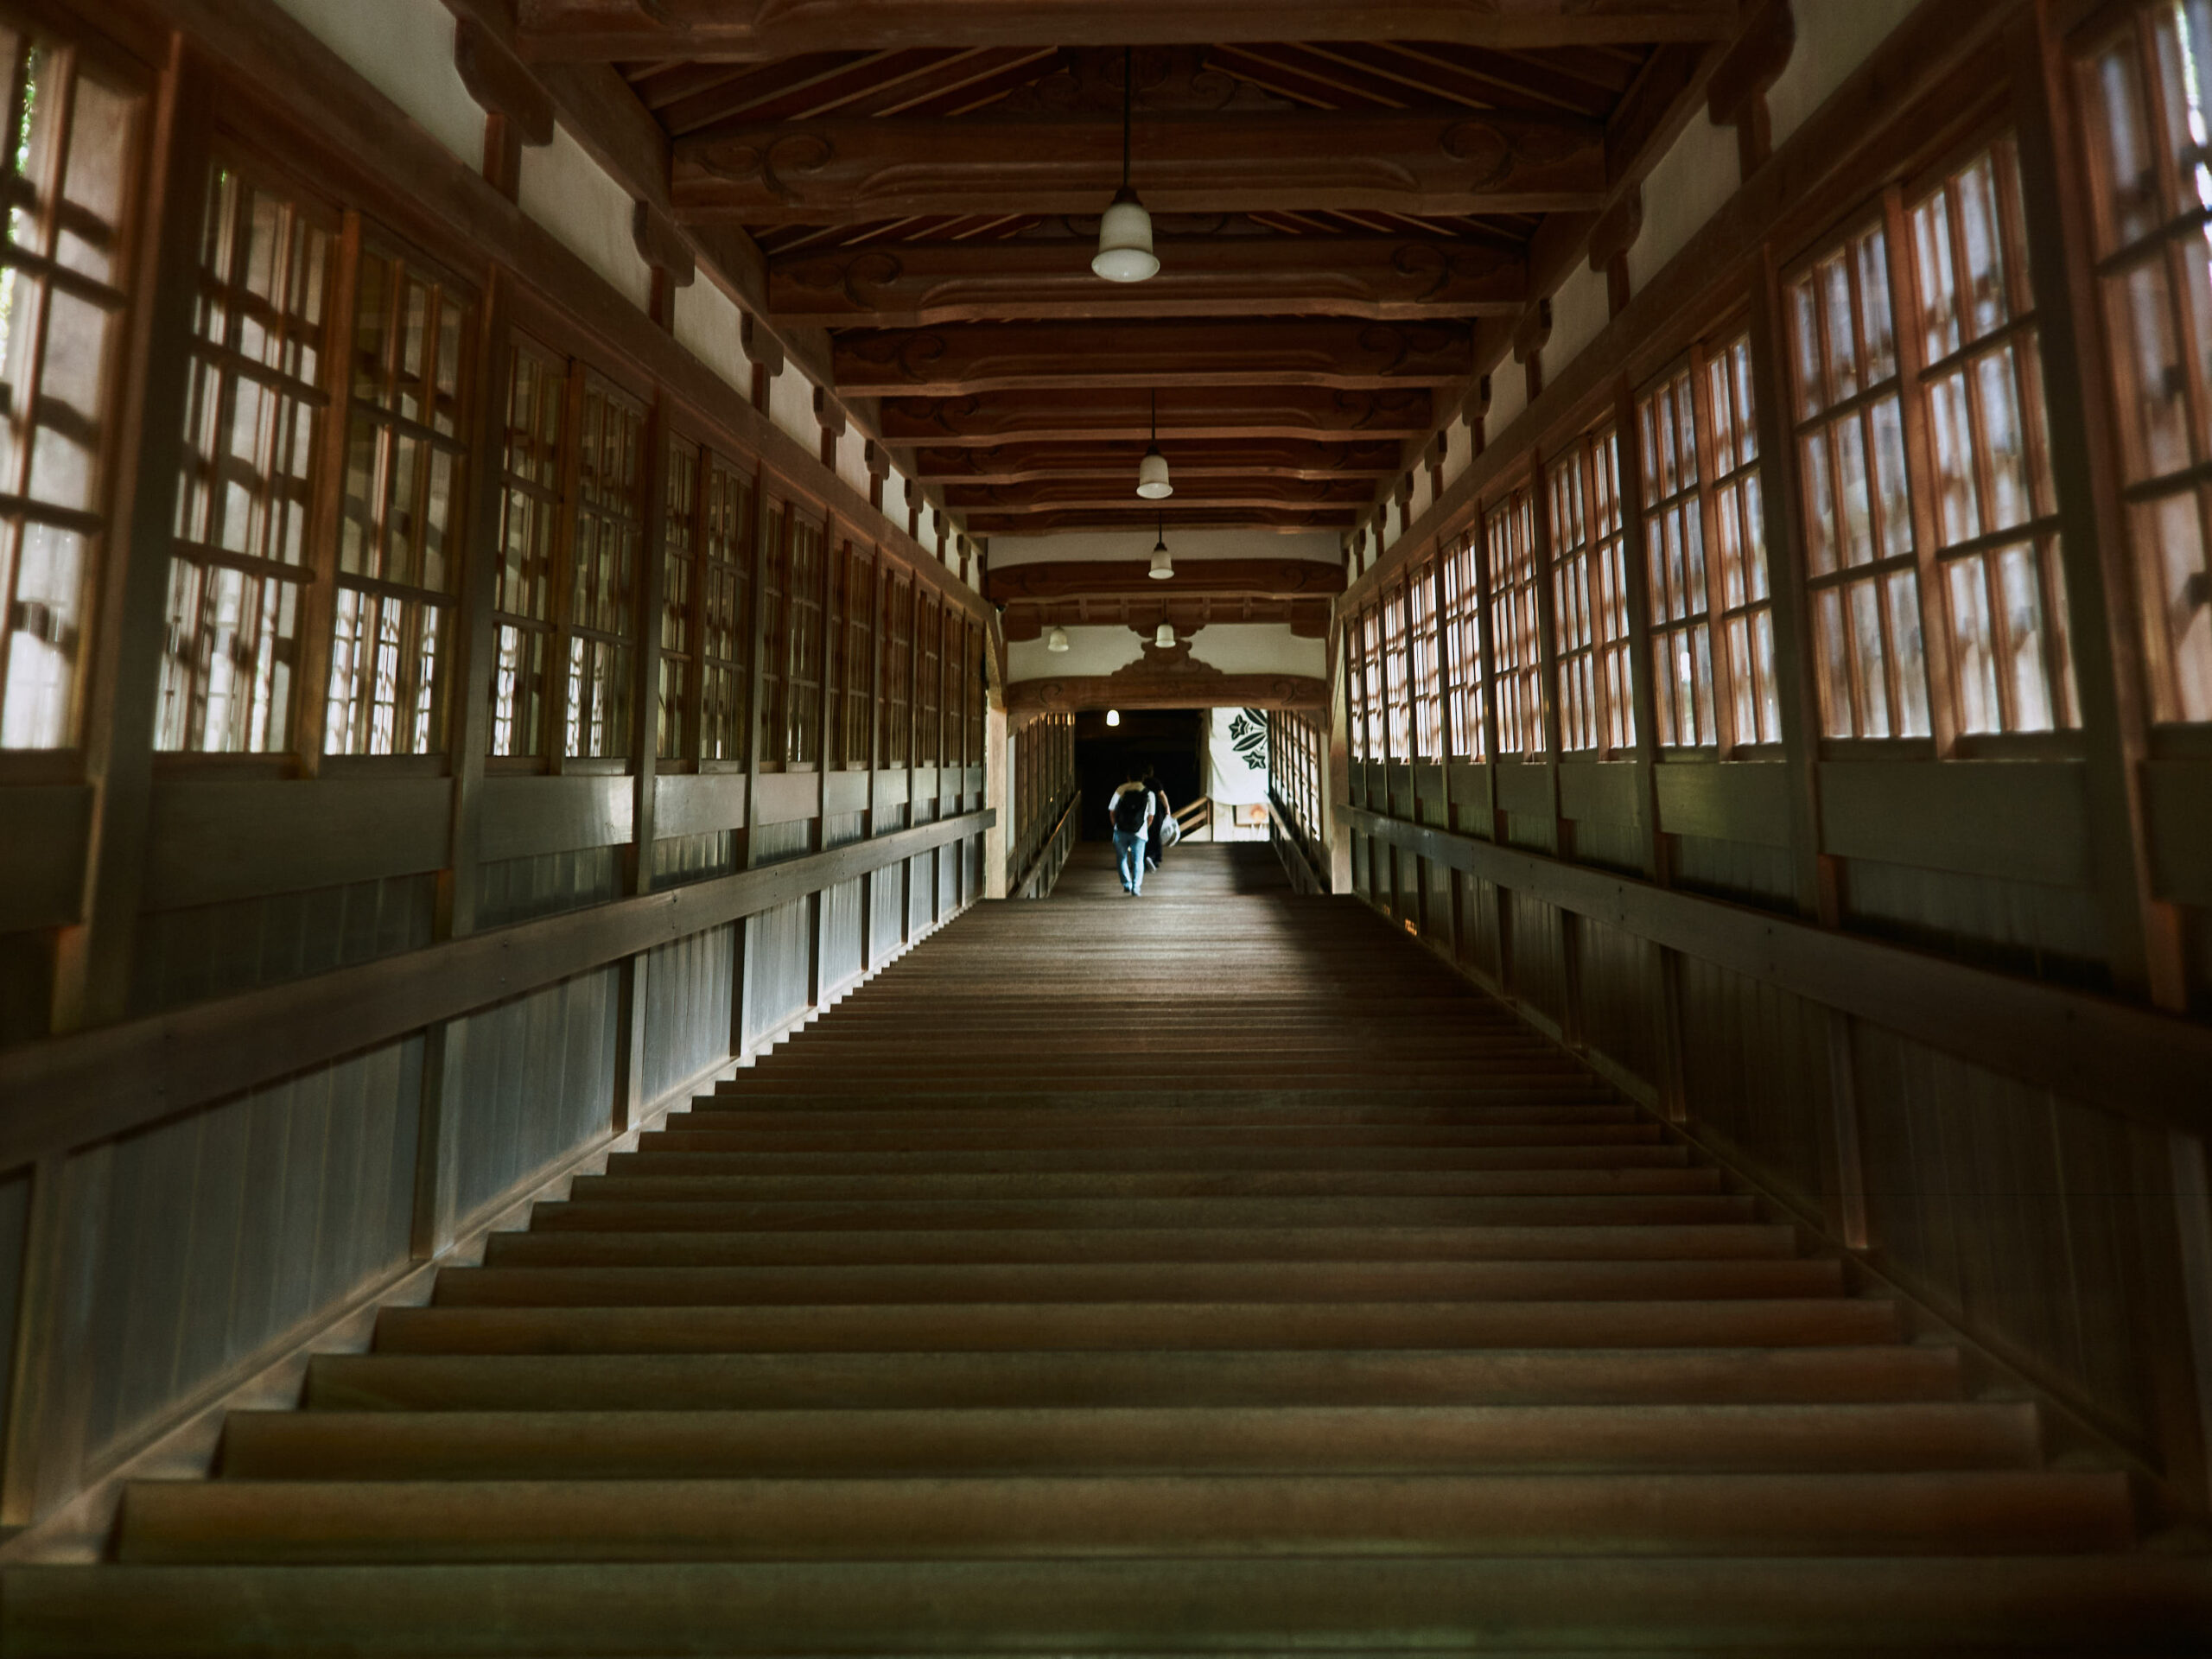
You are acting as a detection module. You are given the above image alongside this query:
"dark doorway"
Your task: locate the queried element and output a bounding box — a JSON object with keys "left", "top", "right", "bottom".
{"left": 1074, "top": 709, "right": 1205, "bottom": 841}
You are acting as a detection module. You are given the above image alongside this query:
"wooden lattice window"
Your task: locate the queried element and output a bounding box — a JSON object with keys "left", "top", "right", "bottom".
{"left": 658, "top": 439, "right": 698, "bottom": 761}
{"left": 755, "top": 498, "right": 787, "bottom": 769}
{"left": 823, "top": 531, "right": 847, "bottom": 767}
{"left": 699, "top": 454, "right": 752, "bottom": 763}
{"left": 965, "top": 618, "right": 984, "bottom": 770}
{"left": 325, "top": 244, "right": 473, "bottom": 757}
{"left": 1486, "top": 489, "right": 1544, "bottom": 755}
{"left": 1443, "top": 532, "right": 1486, "bottom": 759}
{"left": 160, "top": 154, "right": 334, "bottom": 754}
{"left": 1703, "top": 334, "right": 1782, "bottom": 746}
{"left": 1408, "top": 556, "right": 1441, "bottom": 760}
{"left": 1551, "top": 424, "right": 1636, "bottom": 755}
{"left": 1381, "top": 577, "right": 1410, "bottom": 761}
{"left": 2080, "top": 7, "right": 2212, "bottom": 722}
{"left": 1903, "top": 140, "right": 2074, "bottom": 735}
{"left": 842, "top": 540, "right": 874, "bottom": 766}
{"left": 783, "top": 512, "right": 823, "bottom": 766}
{"left": 880, "top": 565, "right": 911, "bottom": 767}
{"left": 0, "top": 28, "right": 141, "bottom": 751}
{"left": 1786, "top": 219, "right": 1933, "bottom": 741}
{"left": 1357, "top": 603, "right": 1383, "bottom": 761}
{"left": 563, "top": 374, "right": 643, "bottom": 760}
{"left": 1639, "top": 366, "right": 1718, "bottom": 747}
{"left": 487, "top": 335, "right": 563, "bottom": 759}
{"left": 915, "top": 588, "right": 941, "bottom": 766}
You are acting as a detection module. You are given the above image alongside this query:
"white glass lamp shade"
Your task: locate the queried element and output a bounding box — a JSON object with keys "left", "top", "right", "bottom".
{"left": 1154, "top": 621, "right": 1176, "bottom": 649}
{"left": 1091, "top": 188, "right": 1160, "bottom": 283}
{"left": 1148, "top": 543, "right": 1173, "bottom": 580}
{"left": 1106, "top": 709, "right": 1122, "bottom": 727}
{"left": 1135, "top": 444, "right": 1173, "bottom": 499}
{"left": 1046, "top": 626, "right": 1070, "bottom": 653}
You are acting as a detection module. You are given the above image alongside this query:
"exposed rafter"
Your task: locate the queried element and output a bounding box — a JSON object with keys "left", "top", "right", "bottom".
{"left": 836, "top": 319, "right": 1475, "bottom": 396}
{"left": 768, "top": 234, "right": 1528, "bottom": 326}
{"left": 965, "top": 507, "right": 1358, "bottom": 534}
{"left": 672, "top": 111, "right": 1604, "bottom": 226}
{"left": 518, "top": 2, "right": 1738, "bottom": 63}
{"left": 946, "top": 477, "right": 1374, "bottom": 513}
{"left": 912, "top": 439, "right": 1405, "bottom": 484}
{"left": 987, "top": 559, "right": 1346, "bottom": 602}
{"left": 879, "top": 386, "right": 1437, "bottom": 447}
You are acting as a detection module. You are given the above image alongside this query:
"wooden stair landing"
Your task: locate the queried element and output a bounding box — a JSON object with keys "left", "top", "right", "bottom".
{"left": 13, "top": 842, "right": 2209, "bottom": 1654}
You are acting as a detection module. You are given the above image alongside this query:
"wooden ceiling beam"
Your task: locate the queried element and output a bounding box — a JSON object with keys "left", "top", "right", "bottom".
{"left": 966, "top": 506, "right": 1358, "bottom": 533}
{"left": 671, "top": 111, "right": 1603, "bottom": 226}
{"left": 1001, "top": 596, "right": 1334, "bottom": 640}
{"left": 912, "top": 438, "right": 1405, "bottom": 483}
{"left": 988, "top": 558, "right": 1344, "bottom": 602}
{"left": 947, "top": 476, "right": 1374, "bottom": 513}
{"left": 767, "top": 234, "right": 1526, "bottom": 326}
{"left": 517, "top": 2, "right": 1740, "bottom": 62}
{"left": 880, "top": 385, "right": 1435, "bottom": 446}
{"left": 835, "top": 319, "right": 1473, "bottom": 396}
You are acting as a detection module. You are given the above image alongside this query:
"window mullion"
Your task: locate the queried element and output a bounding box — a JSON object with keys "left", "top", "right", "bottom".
{"left": 1883, "top": 184, "right": 1960, "bottom": 753}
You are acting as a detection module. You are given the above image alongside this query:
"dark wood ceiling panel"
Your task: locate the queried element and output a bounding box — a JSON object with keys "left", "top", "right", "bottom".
{"left": 988, "top": 559, "right": 1345, "bottom": 601}
{"left": 880, "top": 386, "right": 1436, "bottom": 447}
{"left": 591, "top": 17, "right": 1715, "bottom": 537}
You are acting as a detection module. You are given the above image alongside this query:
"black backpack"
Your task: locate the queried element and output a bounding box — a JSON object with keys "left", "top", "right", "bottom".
{"left": 1112, "top": 789, "right": 1148, "bottom": 834}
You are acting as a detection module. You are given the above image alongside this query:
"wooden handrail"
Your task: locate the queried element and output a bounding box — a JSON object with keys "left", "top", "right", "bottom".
{"left": 0, "top": 809, "right": 994, "bottom": 1173}
{"left": 1010, "top": 788, "right": 1079, "bottom": 897}
{"left": 1341, "top": 804, "right": 2212, "bottom": 1135}
{"left": 1266, "top": 791, "right": 1329, "bottom": 892}
{"left": 1173, "top": 797, "right": 1211, "bottom": 834}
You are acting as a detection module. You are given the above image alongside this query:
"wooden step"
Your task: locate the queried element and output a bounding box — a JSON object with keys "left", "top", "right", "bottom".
{"left": 16, "top": 1556, "right": 2210, "bottom": 1654}
{"left": 305, "top": 1344, "right": 1967, "bottom": 1411}
{"left": 112, "top": 1470, "right": 2137, "bottom": 1564}
{"left": 429, "top": 1257, "right": 1847, "bottom": 1307}
{"left": 563, "top": 1167, "right": 1725, "bottom": 1204}
{"left": 369, "top": 1299, "right": 1903, "bottom": 1355}
{"left": 606, "top": 1145, "right": 1694, "bottom": 1178}
{"left": 218, "top": 1402, "right": 2044, "bottom": 1481}
{"left": 632, "top": 1124, "right": 1669, "bottom": 1159}
{"left": 480, "top": 1222, "right": 1806, "bottom": 1269}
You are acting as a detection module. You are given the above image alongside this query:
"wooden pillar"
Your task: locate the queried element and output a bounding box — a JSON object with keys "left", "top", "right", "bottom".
{"left": 50, "top": 42, "right": 210, "bottom": 1035}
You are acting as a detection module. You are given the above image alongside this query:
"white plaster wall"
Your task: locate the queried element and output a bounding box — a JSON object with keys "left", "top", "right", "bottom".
{"left": 674, "top": 279, "right": 748, "bottom": 397}
{"left": 989, "top": 529, "right": 1342, "bottom": 567}
{"left": 1488, "top": 359, "right": 1529, "bottom": 439}
{"left": 270, "top": 0, "right": 484, "bottom": 172}
{"left": 836, "top": 427, "right": 869, "bottom": 501}
{"left": 1770, "top": 0, "right": 1921, "bottom": 153}
{"left": 1440, "top": 413, "right": 1475, "bottom": 490}
{"left": 881, "top": 469, "right": 909, "bottom": 530}
{"left": 1188, "top": 624, "right": 1326, "bottom": 678}
{"left": 1629, "top": 111, "right": 1738, "bottom": 291}
{"left": 1549, "top": 262, "right": 1611, "bottom": 377}
{"left": 1008, "top": 629, "right": 1144, "bottom": 680}
{"left": 519, "top": 124, "right": 653, "bottom": 312}
{"left": 766, "top": 363, "right": 816, "bottom": 451}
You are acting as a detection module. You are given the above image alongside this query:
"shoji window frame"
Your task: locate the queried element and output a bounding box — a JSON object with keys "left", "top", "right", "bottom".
{"left": 753, "top": 493, "right": 789, "bottom": 772}
{"left": 1381, "top": 575, "right": 1411, "bottom": 762}
{"left": 1485, "top": 484, "right": 1546, "bottom": 758}
{"left": 1442, "top": 531, "right": 1487, "bottom": 760}
{"left": 0, "top": 20, "right": 147, "bottom": 761}
{"left": 657, "top": 435, "right": 701, "bottom": 764}
{"left": 696, "top": 446, "right": 754, "bottom": 768}
{"left": 1408, "top": 555, "right": 1443, "bottom": 760}
{"left": 486, "top": 330, "right": 564, "bottom": 766}
{"left": 914, "top": 588, "right": 942, "bottom": 768}
{"left": 324, "top": 235, "right": 477, "bottom": 761}
{"left": 879, "top": 563, "right": 912, "bottom": 769}
{"left": 159, "top": 141, "right": 340, "bottom": 761}
{"left": 781, "top": 507, "right": 824, "bottom": 769}
{"left": 2075, "top": 0, "right": 2212, "bottom": 726}
{"left": 839, "top": 537, "right": 875, "bottom": 769}
{"left": 1549, "top": 422, "right": 1637, "bottom": 757}
{"left": 558, "top": 368, "right": 647, "bottom": 765}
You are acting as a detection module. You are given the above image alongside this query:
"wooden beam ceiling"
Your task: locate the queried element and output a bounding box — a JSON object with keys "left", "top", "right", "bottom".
{"left": 878, "top": 387, "right": 1437, "bottom": 447}
{"left": 518, "top": 2, "right": 1738, "bottom": 62}
{"left": 835, "top": 319, "right": 1475, "bottom": 396}
{"left": 947, "top": 477, "right": 1374, "bottom": 513}
{"left": 671, "top": 111, "right": 1605, "bottom": 226}
{"left": 1001, "top": 595, "right": 1334, "bottom": 639}
{"left": 987, "top": 559, "right": 1346, "bottom": 602}
{"left": 767, "top": 234, "right": 1528, "bottom": 326}
{"left": 912, "top": 439, "right": 1405, "bottom": 483}
{"left": 964, "top": 507, "right": 1359, "bottom": 534}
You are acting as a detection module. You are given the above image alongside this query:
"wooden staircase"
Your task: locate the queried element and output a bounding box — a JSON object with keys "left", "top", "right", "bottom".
{"left": 12, "top": 842, "right": 2210, "bottom": 1654}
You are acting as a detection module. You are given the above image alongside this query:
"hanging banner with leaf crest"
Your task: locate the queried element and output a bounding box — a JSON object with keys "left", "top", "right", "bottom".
{"left": 1208, "top": 707, "right": 1271, "bottom": 805}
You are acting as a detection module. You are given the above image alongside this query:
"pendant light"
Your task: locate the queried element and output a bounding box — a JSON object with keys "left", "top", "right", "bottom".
{"left": 1135, "top": 388, "right": 1173, "bottom": 499}
{"left": 1106, "top": 709, "right": 1122, "bottom": 727}
{"left": 1091, "top": 48, "right": 1159, "bottom": 283}
{"left": 1154, "top": 620, "right": 1176, "bottom": 649}
{"left": 1147, "top": 515, "right": 1173, "bottom": 581}
{"left": 1046, "top": 626, "right": 1071, "bottom": 652}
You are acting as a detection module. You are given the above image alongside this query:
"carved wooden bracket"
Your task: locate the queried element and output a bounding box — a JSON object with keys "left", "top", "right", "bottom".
{"left": 1462, "top": 373, "right": 1492, "bottom": 458}
{"left": 1588, "top": 184, "right": 1644, "bottom": 318}
{"left": 1708, "top": 0, "right": 1796, "bottom": 180}
{"left": 864, "top": 438, "right": 890, "bottom": 509}
{"left": 631, "top": 200, "right": 695, "bottom": 285}
{"left": 739, "top": 311, "right": 782, "bottom": 409}
{"left": 454, "top": 18, "right": 554, "bottom": 200}
{"left": 1513, "top": 298, "right": 1553, "bottom": 403}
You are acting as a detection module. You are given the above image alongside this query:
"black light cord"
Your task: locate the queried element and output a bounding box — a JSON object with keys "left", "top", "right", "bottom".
{"left": 1122, "top": 46, "right": 1134, "bottom": 191}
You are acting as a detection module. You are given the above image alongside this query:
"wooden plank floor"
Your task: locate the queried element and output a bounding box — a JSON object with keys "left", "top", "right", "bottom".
{"left": 12, "top": 843, "right": 2210, "bottom": 1654}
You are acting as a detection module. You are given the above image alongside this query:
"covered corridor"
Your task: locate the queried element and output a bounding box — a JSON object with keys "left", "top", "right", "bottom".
{"left": 8, "top": 843, "right": 2206, "bottom": 1649}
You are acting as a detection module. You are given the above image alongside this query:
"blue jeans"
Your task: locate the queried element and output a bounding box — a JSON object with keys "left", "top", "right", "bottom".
{"left": 1113, "top": 830, "right": 1145, "bottom": 893}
